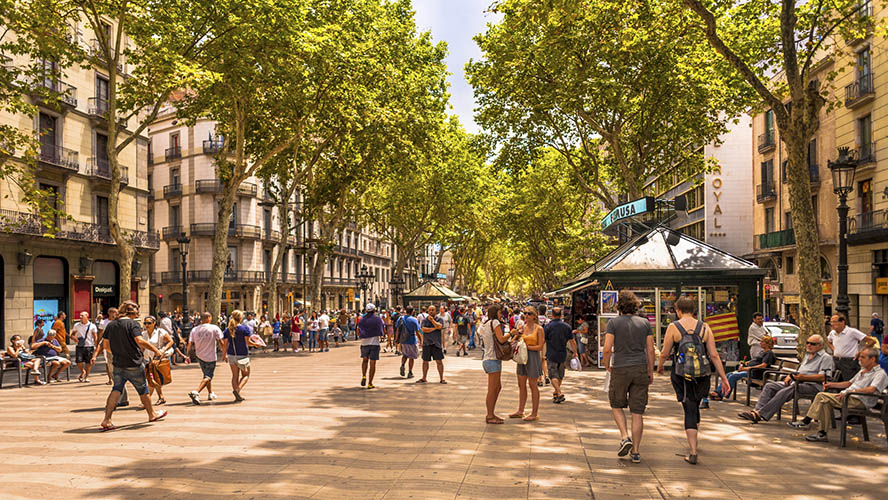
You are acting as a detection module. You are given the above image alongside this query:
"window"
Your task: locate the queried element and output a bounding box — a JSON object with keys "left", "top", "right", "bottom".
{"left": 38, "top": 113, "right": 57, "bottom": 157}
{"left": 96, "top": 132, "right": 108, "bottom": 164}
{"left": 169, "top": 248, "right": 180, "bottom": 273}
{"left": 786, "top": 256, "right": 795, "bottom": 275}
{"left": 859, "top": 179, "right": 873, "bottom": 214}
{"left": 808, "top": 139, "right": 817, "bottom": 167}
{"left": 858, "top": 47, "right": 872, "bottom": 83}
{"left": 764, "top": 109, "right": 774, "bottom": 137}
{"left": 858, "top": 115, "right": 873, "bottom": 160}
{"left": 761, "top": 159, "right": 774, "bottom": 187}
{"left": 263, "top": 209, "right": 271, "bottom": 236}
{"left": 169, "top": 204, "right": 180, "bottom": 227}
{"left": 96, "top": 196, "right": 109, "bottom": 226}
{"left": 169, "top": 132, "right": 180, "bottom": 152}
{"left": 227, "top": 246, "right": 237, "bottom": 273}
{"left": 95, "top": 75, "right": 109, "bottom": 101}
{"left": 785, "top": 211, "right": 793, "bottom": 230}
{"left": 821, "top": 256, "right": 832, "bottom": 280}
{"left": 264, "top": 250, "right": 272, "bottom": 275}
{"left": 765, "top": 207, "right": 775, "bottom": 233}
{"left": 147, "top": 208, "right": 153, "bottom": 232}
{"left": 811, "top": 195, "right": 818, "bottom": 222}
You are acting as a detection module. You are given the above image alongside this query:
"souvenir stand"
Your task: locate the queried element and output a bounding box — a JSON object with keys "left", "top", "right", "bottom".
{"left": 401, "top": 281, "right": 466, "bottom": 310}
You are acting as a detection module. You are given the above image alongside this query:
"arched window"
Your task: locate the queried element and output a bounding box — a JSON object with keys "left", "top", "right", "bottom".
{"left": 820, "top": 256, "right": 832, "bottom": 281}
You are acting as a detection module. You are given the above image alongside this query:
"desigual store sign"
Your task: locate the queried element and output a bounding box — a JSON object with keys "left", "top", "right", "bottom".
{"left": 93, "top": 284, "right": 117, "bottom": 297}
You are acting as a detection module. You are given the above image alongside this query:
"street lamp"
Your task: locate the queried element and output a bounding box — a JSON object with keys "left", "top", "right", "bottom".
{"left": 389, "top": 275, "right": 405, "bottom": 307}
{"left": 176, "top": 233, "right": 191, "bottom": 317}
{"left": 356, "top": 264, "right": 375, "bottom": 309}
{"left": 828, "top": 146, "right": 858, "bottom": 320}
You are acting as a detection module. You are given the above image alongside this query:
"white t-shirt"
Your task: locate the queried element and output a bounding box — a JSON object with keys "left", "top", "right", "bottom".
{"left": 160, "top": 316, "right": 174, "bottom": 335}
{"left": 190, "top": 323, "right": 224, "bottom": 362}
{"left": 480, "top": 319, "right": 502, "bottom": 361}
{"left": 319, "top": 314, "right": 330, "bottom": 329}
{"left": 828, "top": 327, "right": 867, "bottom": 358}
{"left": 72, "top": 321, "right": 97, "bottom": 347}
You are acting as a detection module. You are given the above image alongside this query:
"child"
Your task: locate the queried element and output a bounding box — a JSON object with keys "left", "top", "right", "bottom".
{"left": 331, "top": 321, "right": 343, "bottom": 347}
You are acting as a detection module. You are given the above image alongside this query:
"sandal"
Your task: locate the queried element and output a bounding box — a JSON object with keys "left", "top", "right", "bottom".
{"left": 155, "top": 398, "right": 166, "bottom": 405}
{"left": 522, "top": 415, "right": 538, "bottom": 422}
{"left": 149, "top": 410, "right": 168, "bottom": 423}
{"left": 485, "top": 417, "right": 504, "bottom": 424}
{"left": 684, "top": 454, "right": 698, "bottom": 465}
{"left": 100, "top": 424, "right": 117, "bottom": 432}
{"left": 509, "top": 412, "right": 525, "bottom": 418}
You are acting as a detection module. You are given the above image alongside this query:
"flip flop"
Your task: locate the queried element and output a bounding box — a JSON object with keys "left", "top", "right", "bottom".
{"left": 684, "top": 454, "right": 697, "bottom": 465}
{"left": 439, "top": 380, "right": 448, "bottom": 384}
{"left": 100, "top": 424, "right": 117, "bottom": 432}
{"left": 485, "top": 417, "right": 504, "bottom": 424}
{"left": 523, "top": 415, "right": 538, "bottom": 422}
{"left": 509, "top": 412, "right": 525, "bottom": 418}
{"left": 149, "top": 410, "right": 168, "bottom": 423}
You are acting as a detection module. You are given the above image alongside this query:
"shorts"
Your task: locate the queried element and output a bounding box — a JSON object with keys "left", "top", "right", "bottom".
{"left": 608, "top": 365, "right": 651, "bottom": 414}
{"left": 457, "top": 334, "right": 469, "bottom": 344}
{"left": 547, "top": 361, "right": 567, "bottom": 380}
{"left": 112, "top": 366, "right": 149, "bottom": 396}
{"left": 75, "top": 346, "right": 95, "bottom": 363}
{"left": 575, "top": 335, "right": 586, "bottom": 355}
{"left": 198, "top": 359, "right": 216, "bottom": 379}
{"left": 318, "top": 329, "right": 329, "bottom": 342}
{"left": 228, "top": 354, "right": 249, "bottom": 366}
{"left": 516, "top": 350, "right": 543, "bottom": 378}
{"left": 421, "top": 344, "right": 445, "bottom": 362}
{"left": 483, "top": 359, "right": 502, "bottom": 374}
{"left": 361, "top": 344, "right": 380, "bottom": 360}
{"left": 400, "top": 343, "right": 419, "bottom": 359}
{"left": 282, "top": 333, "right": 292, "bottom": 343}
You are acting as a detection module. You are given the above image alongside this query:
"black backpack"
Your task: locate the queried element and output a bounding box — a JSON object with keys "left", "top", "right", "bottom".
{"left": 397, "top": 316, "right": 412, "bottom": 344}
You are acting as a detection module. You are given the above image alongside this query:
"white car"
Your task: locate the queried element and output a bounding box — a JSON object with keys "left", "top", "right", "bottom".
{"left": 764, "top": 321, "right": 800, "bottom": 356}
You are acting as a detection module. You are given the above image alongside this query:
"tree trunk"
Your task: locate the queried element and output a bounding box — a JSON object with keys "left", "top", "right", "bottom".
{"left": 208, "top": 185, "right": 237, "bottom": 320}
{"left": 309, "top": 250, "right": 326, "bottom": 313}
{"left": 783, "top": 133, "right": 825, "bottom": 357}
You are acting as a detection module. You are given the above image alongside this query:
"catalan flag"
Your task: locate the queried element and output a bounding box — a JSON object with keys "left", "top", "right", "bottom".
{"left": 706, "top": 312, "right": 740, "bottom": 342}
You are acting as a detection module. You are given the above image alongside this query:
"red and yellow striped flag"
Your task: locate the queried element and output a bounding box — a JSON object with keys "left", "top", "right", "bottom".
{"left": 706, "top": 312, "right": 740, "bottom": 342}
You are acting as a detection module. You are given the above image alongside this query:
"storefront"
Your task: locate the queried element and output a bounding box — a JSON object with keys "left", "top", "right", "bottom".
{"left": 33, "top": 256, "right": 68, "bottom": 335}
{"left": 92, "top": 260, "right": 119, "bottom": 317}
{"left": 547, "top": 227, "right": 766, "bottom": 364}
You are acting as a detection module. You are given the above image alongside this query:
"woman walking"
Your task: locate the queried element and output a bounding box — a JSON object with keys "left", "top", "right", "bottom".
{"left": 280, "top": 314, "right": 292, "bottom": 352}
{"left": 307, "top": 312, "right": 319, "bottom": 352}
{"left": 481, "top": 304, "right": 510, "bottom": 424}
{"left": 141, "top": 316, "right": 174, "bottom": 406}
{"left": 223, "top": 310, "right": 261, "bottom": 402}
{"left": 258, "top": 315, "right": 272, "bottom": 354}
{"left": 657, "top": 296, "right": 730, "bottom": 465}
{"left": 510, "top": 306, "right": 545, "bottom": 422}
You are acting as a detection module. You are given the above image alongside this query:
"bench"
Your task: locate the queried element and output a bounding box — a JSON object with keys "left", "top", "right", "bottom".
{"left": 837, "top": 390, "right": 888, "bottom": 448}
{"left": 738, "top": 358, "right": 800, "bottom": 406}
{"left": 0, "top": 356, "right": 24, "bottom": 388}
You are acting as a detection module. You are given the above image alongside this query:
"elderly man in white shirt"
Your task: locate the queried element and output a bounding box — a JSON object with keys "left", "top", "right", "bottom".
{"left": 826, "top": 314, "right": 867, "bottom": 381}
{"left": 790, "top": 347, "right": 888, "bottom": 442}
{"left": 747, "top": 312, "right": 768, "bottom": 359}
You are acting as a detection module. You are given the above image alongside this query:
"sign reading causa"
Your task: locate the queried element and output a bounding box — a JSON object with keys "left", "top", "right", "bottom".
{"left": 600, "top": 197, "right": 655, "bottom": 231}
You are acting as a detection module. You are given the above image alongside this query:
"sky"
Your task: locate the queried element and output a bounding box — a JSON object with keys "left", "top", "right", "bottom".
{"left": 412, "top": 0, "right": 502, "bottom": 135}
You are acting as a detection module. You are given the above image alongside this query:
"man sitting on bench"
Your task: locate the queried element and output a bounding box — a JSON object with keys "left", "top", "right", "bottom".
{"left": 738, "top": 334, "right": 833, "bottom": 423}
{"left": 789, "top": 347, "right": 887, "bottom": 442}
{"left": 710, "top": 336, "right": 776, "bottom": 401}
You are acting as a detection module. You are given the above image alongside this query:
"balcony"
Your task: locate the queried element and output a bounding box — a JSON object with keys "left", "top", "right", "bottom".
{"left": 37, "top": 143, "right": 80, "bottom": 172}
{"left": 30, "top": 78, "right": 77, "bottom": 109}
{"left": 233, "top": 223, "right": 261, "bottom": 239}
{"left": 857, "top": 142, "right": 875, "bottom": 165}
{"left": 849, "top": 209, "right": 888, "bottom": 245}
{"left": 757, "top": 131, "right": 776, "bottom": 153}
{"left": 89, "top": 39, "right": 124, "bottom": 72}
{"left": 264, "top": 229, "right": 282, "bottom": 241}
{"left": 0, "top": 209, "right": 158, "bottom": 249}
{"left": 203, "top": 139, "right": 224, "bottom": 154}
{"left": 237, "top": 181, "right": 257, "bottom": 197}
{"left": 845, "top": 73, "right": 875, "bottom": 108}
{"left": 189, "top": 223, "right": 217, "bottom": 236}
{"left": 86, "top": 97, "right": 127, "bottom": 128}
{"left": 195, "top": 179, "right": 223, "bottom": 194}
{"left": 756, "top": 228, "right": 796, "bottom": 250}
{"left": 161, "top": 226, "right": 185, "bottom": 240}
{"left": 161, "top": 271, "right": 182, "bottom": 283}
{"left": 334, "top": 244, "right": 359, "bottom": 256}
{"left": 323, "top": 277, "right": 354, "bottom": 286}
{"left": 162, "top": 183, "right": 182, "bottom": 199}
{"left": 165, "top": 146, "right": 181, "bottom": 162}
{"left": 126, "top": 229, "right": 160, "bottom": 250}
{"left": 185, "top": 270, "right": 267, "bottom": 283}
{"left": 756, "top": 181, "right": 777, "bottom": 203}
{"left": 86, "top": 157, "right": 129, "bottom": 185}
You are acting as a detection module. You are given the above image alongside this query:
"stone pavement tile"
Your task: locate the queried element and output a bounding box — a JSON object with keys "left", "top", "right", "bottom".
{"left": 527, "top": 484, "right": 594, "bottom": 499}
{"left": 381, "top": 487, "right": 457, "bottom": 500}
{"left": 455, "top": 481, "right": 528, "bottom": 499}
{"left": 309, "top": 484, "right": 388, "bottom": 500}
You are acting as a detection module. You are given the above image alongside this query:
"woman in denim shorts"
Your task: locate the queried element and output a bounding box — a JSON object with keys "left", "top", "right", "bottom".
{"left": 480, "top": 304, "right": 511, "bottom": 424}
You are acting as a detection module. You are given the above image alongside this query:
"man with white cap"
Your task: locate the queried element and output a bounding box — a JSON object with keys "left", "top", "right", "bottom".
{"left": 358, "top": 303, "right": 385, "bottom": 389}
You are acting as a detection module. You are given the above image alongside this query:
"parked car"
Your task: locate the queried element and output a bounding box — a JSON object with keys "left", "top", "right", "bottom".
{"left": 765, "top": 321, "right": 800, "bottom": 356}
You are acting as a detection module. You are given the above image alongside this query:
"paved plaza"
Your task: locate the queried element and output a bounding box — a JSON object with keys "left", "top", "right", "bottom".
{"left": 0, "top": 344, "right": 885, "bottom": 499}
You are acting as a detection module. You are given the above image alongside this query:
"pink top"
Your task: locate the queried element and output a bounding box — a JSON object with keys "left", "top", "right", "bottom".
{"left": 190, "top": 323, "right": 223, "bottom": 362}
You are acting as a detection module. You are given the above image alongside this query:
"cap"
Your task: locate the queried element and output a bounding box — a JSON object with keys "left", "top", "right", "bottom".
{"left": 366, "top": 303, "right": 376, "bottom": 312}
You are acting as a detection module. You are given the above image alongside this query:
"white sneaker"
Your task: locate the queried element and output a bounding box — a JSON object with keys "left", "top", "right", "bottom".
{"left": 188, "top": 391, "right": 201, "bottom": 405}
{"left": 208, "top": 392, "right": 218, "bottom": 401}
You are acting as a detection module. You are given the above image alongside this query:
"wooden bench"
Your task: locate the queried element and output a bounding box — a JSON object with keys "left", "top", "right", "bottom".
{"left": 837, "top": 390, "right": 888, "bottom": 448}
{"left": 737, "top": 358, "right": 800, "bottom": 407}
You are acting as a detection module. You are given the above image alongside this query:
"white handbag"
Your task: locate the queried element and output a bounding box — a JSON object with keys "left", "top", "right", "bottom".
{"left": 569, "top": 357, "right": 581, "bottom": 371}
{"left": 513, "top": 339, "right": 528, "bottom": 365}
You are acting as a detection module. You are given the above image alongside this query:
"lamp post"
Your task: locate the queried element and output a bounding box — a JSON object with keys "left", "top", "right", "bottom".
{"left": 389, "top": 275, "right": 405, "bottom": 307}
{"left": 828, "top": 146, "right": 858, "bottom": 320}
{"left": 176, "top": 234, "right": 191, "bottom": 317}
{"left": 356, "top": 264, "right": 375, "bottom": 309}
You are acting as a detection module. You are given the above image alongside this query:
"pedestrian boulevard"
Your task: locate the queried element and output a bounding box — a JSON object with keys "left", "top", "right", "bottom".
{"left": 0, "top": 345, "right": 883, "bottom": 499}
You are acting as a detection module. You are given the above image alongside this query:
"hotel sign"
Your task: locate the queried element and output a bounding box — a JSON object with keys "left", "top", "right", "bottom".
{"left": 601, "top": 197, "right": 655, "bottom": 231}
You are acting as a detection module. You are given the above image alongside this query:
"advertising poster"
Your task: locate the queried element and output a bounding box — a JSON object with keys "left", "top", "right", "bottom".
{"left": 33, "top": 299, "right": 58, "bottom": 335}
{"left": 600, "top": 290, "right": 618, "bottom": 316}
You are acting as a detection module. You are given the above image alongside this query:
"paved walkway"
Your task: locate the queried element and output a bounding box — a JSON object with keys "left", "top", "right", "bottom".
{"left": 0, "top": 342, "right": 885, "bottom": 499}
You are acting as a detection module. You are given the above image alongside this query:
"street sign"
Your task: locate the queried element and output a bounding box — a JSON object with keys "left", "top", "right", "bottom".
{"left": 876, "top": 277, "right": 888, "bottom": 295}
{"left": 600, "top": 197, "right": 655, "bottom": 231}
{"left": 347, "top": 288, "right": 355, "bottom": 302}
{"left": 435, "top": 273, "right": 446, "bottom": 279}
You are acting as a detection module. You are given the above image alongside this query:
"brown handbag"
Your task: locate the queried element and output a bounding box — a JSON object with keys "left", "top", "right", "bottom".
{"left": 147, "top": 358, "right": 172, "bottom": 386}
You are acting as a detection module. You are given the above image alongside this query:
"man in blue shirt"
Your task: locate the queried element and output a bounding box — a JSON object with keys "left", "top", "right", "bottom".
{"left": 396, "top": 306, "right": 422, "bottom": 378}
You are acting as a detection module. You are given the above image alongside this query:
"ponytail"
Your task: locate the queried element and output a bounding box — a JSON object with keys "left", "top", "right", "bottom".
{"left": 228, "top": 309, "right": 244, "bottom": 334}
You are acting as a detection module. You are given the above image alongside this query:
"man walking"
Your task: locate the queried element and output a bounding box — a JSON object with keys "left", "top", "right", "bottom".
{"left": 747, "top": 312, "right": 767, "bottom": 359}
{"left": 319, "top": 310, "right": 331, "bottom": 352}
{"left": 870, "top": 313, "right": 884, "bottom": 344}
{"left": 602, "top": 291, "right": 654, "bottom": 464}
{"left": 826, "top": 314, "right": 867, "bottom": 381}
{"left": 438, "top": 305, "right": 452, "bottom": 354}
{"left": 418, "top": 305, "right": 447, "bottom": 384}
{"left": 72, "top": 311, "right": 98, "bottom": 382}
{"left": 397, "top": 306, "right": 421, "bottom": 378}
{"left": 51, "top": 311, "right": 69, "bottom": 358}
{"left": 467, "top": 304, "right": 478, "bottom": 350}
{"left": 100, "top": 300, "right": 167, "bottom": 431}
{"left": 358, "top": 303, "right": 384, "bottom": 389}
{"left": 188, "top": 312, "right": 225, "bottom": 405}
{"left": 544, "top": 308, "right": 577, "bottom": 403}
{"left": 453, "top": 305, "right": 469, "bottom": 357}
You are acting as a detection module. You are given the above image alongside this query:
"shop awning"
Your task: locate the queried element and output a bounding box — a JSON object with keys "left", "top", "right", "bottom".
{"left": 544, "top": 279, "right": 598, "bottom": 298}
{"left": 402, "top": 281, "right": 467, "bottom": 302}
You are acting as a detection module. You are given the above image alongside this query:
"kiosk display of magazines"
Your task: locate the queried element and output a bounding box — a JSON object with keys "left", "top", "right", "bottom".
{"left": 546, "top": 226, "right": 767, "bottom": 364}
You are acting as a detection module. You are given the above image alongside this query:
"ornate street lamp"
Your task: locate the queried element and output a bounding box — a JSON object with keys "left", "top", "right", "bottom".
{"left": 176, "top": 233, "right": 191, "bottom": 317}
{"left": 828, "top": 146, "right": 858, "bottom": 320}
{"left": 389, "top": 275, "right": 405, "bottom": 307}
{"left": 356, "top": 264, "right": 375, "bottom": 309}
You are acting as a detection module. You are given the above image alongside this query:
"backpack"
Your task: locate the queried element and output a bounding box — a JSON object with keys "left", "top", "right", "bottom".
{"left": 397, "top": 316, "right": 413, "bottom": 344}
{"left": 673, "top": 320, "right": 711, "bottom": 381}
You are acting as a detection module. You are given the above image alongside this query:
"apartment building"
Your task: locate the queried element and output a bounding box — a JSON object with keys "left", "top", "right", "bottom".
{"left": 0, "top": 19, "right": 156, "bottom": 345}
{"left": 643, "top": 114, "right": 754, "bottom": 258}
{"left": 148, "top": 111, "right": 399, "bottom": 314}
{"left": 833, "top": 0, "right": 888, "bottom": 324}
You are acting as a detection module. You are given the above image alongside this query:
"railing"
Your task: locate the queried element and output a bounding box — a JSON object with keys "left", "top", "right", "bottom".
{"left": 87, "top": 96, "right": 108, "bottom": 117}
{"left": 857, "top": 142, "right": 875, "bottom": 164}
{"left": 162, "top": 183, "right": 182, "bottom": 198}
{"left": 189, "top": 223, "right": 218, "bottom": 236}
{"left": 237, "top": 182, "right": 257, "bottom": 197}
{"left": 0, "top": 208, "right": 158, "bottom": 249}
{"left": 334, "top": 244, "right": 359, "bottom": 256}
{"left": 127, "top": 229, "right": 160, "bottom": 250}
{"left": 32, "top": 78, "right": 77, "bottom": 108}
{"left": 37, "top": 143, "right": 80, "bottom": 171}
{"left": 185, "top": 270, "right": 267, "bottom": 283}
{"left": 89, "top": 39, "right": 123, "bottom": 71}
{"left": 202, "top": 139, "right": 224, "bottom": 154}
{"left": 165, "top": 146, "right": 181, "bottom": 161}
{"left": 845, "top": 73, "right": 874, "bottom": 106}
{"left": 323, "top": 277, "right": 354, "bottom": 286}
{"left": 848, "top": 210, "right": 888, "bottom": 245}
{"left": 161, "top": 226, "right": 184, "bottom": 240}
{"left": 233, "top": 223, "right": 261, "bottom": 239}
{"left": 161, "top": 271, "right": 182, "bottom": 283}
{"left": 195, "top": 179, "right": 223, "bottom": 193}
{"left": 86, "top": 157, "right": 129, "bottom": 184}
{"left": 756, "top": 181, "right": 777, "bottom": 203}
{"left": 756, "top": 228, "right": 796, "bottom": 250}
{"left": 757, "top": 131, "right": 775, "bottom": 153}
{"left": 265, "top": 229, "right": 282, "bottom": 241}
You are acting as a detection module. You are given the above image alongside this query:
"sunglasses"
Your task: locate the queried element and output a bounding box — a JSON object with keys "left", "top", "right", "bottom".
{"left": 806, "top": 341, "right": 821, "bottom": 346}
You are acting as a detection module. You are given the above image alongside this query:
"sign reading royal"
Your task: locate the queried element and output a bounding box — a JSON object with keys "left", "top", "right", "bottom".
{"left": 600, "top": 197, "right": 655, "bottom": 231}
